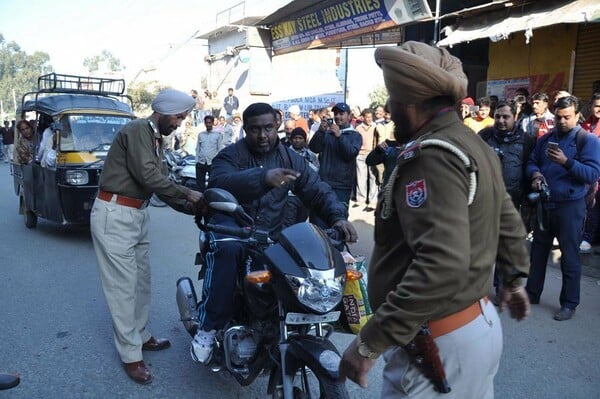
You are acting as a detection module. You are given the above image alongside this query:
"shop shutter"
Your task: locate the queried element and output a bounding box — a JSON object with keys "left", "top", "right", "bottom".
{"left": 572, "top": 24, "right": 600, "bottom": 101}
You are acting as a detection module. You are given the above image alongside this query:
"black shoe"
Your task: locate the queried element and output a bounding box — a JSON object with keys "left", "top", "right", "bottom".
{"left": 363, "top": 206, "right": 375, "bottom": 212}
{"left": 351, "top": 203, "right": 360, "bottom": 208}
{"left": 0, "top": 373, "right": 20, "bottom": 390}
{"left": 553, "top": 307, "right": 575, "bottom": 321}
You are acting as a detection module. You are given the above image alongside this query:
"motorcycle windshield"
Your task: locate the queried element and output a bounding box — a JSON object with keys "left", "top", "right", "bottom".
{"left": 275, "top": 223, "right": 338, "bottom": 272}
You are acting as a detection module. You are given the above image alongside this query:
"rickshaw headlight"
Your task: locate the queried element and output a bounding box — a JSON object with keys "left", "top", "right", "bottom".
{"left": 65, "top": 170, "right": 89, "bottom": 185}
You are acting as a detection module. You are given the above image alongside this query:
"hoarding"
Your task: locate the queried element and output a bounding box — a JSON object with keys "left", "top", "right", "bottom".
{"left": 271, "top": 0, "right": 432, "bottom": 55}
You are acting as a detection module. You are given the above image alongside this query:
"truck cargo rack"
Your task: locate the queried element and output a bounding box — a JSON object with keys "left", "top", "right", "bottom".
{"left": 37, "top": 73, "right": 126, "bottom": 96}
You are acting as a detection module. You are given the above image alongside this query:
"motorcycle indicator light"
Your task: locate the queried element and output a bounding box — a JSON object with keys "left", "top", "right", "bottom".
{"left": 246, "top": 270, "right": 271, "bottom": 284}
{"left": 346, "top": 269, "right": 362, "bottom": 281}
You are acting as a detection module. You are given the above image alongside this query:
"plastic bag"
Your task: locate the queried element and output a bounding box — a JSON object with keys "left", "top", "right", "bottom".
{"left": 338, "top": 252, "right": 373, "bottom": 334}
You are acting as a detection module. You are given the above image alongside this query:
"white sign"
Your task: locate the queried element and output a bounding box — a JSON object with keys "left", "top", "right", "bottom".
{"left": 272, "top": 93, "right": 344, "bottom": 119}
{"left": 487, "top": 78, "right": 530, "bottom": 100}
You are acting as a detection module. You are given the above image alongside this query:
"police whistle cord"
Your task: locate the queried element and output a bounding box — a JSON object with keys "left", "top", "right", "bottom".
{"left": 381, "top": 139, "right": 477, "bottom": 219}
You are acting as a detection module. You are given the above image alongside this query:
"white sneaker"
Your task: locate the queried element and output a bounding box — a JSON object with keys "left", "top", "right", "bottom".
{"left": 579, "top": 240, "right": 592, "bottom": 253}
{"left": 190, "top": 329, "right": 216, "bottom": 363}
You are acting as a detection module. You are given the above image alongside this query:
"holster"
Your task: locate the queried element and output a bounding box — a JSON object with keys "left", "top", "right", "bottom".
{"left": 403, "top": 325, "right": 451, "bottom": 394}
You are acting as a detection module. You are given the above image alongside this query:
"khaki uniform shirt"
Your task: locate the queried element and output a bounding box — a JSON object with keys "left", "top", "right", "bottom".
{"left": 99, "top": 118, "right": 192, "bottom": 213}
{"left": 360, "top": 111, "right": 529, "bottom": 352}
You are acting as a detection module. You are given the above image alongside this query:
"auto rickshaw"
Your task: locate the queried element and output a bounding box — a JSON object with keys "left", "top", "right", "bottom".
{"left": 12, "top": 73, "right": 135, "bottom": 228}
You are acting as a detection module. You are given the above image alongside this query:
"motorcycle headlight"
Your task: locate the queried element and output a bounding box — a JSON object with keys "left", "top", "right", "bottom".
{"left": 285, "top": 269, "right": 344, "bottom": 314}
{"left": 65, "top": 170, "right": 89, "bottom": 185}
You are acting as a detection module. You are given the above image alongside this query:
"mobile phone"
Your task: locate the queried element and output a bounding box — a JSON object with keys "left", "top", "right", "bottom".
{"left": 326, "top": 118, "right": 334, "bottom": 125}
{"left": 548, "top": 142, "right": 559, "bottom": 150}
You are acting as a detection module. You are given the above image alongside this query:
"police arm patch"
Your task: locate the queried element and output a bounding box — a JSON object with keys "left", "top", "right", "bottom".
{"left": 406, "top": 179, "right": 427, "bottom": 208}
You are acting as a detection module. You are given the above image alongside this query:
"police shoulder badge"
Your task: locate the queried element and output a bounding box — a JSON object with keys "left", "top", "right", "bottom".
{"left": 397, "top": 141, "right": 421, "bottom": 165}
{"left": 405, "top": 179, "right": 427, "bottom": 208}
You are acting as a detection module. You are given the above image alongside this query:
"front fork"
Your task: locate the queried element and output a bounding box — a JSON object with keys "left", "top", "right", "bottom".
{"left": 277, "top": 300, "right": 295, "bottom": 399}
{"left": 272, "top": 301, "right": 339, "bottom": 399}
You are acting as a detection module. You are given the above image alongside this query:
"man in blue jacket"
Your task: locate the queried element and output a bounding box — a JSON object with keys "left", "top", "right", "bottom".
{"left": 309, "top": 102, "right": 362, "bottom": 226}
{"left": 525, "top": 95, "right": 600, "bottom": 321}
{"left": 190, "top": 102, "right": 357, "bottom": 363}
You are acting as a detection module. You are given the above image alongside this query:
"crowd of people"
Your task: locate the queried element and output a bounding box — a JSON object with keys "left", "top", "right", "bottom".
{"left": 176, "top": 63, "right": 599, "bottom": 396}
{"left": 463, "top": 85, "right": 600, "bottom": 322}
{"left": 4, "top": 42, "right": 591, "bottom": 397}
{"left": 174, "top": 75, "right": 600, "bottom": 329}
{"left": 182, "top": 91, "right": 398, "bottom": 222}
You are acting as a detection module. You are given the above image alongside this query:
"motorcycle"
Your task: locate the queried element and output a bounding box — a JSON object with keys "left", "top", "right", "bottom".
{"left": 176, "top": 188, "right": 355, "bottom": 398}
{"left": 150, "top": 149, "right": 199, "bottom": 207}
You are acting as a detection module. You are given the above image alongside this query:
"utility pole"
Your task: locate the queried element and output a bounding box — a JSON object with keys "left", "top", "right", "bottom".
{"left": 433, "top": 0, "right": 441, "bottom": 44}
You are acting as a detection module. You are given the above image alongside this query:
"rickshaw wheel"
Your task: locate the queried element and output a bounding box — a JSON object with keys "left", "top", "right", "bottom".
{"left": 24, "top": 210, "right": 37, "bottom": 229}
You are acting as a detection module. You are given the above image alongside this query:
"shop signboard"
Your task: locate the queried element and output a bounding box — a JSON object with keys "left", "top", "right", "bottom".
{"left": 271, "top": 0, "right": 432, "bottom": 55}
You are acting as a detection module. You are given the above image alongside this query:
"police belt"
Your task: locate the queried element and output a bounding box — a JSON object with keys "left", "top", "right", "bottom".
{"left": 428, "top": 297, "right": 488, "bottom": 339}
{"left": 97, "top": 190, "right": 149, "bottom": 209}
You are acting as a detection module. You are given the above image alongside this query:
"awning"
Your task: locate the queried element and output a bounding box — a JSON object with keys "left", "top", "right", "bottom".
{"left": 438, "top": 0, "right": 600, "bottom": 47}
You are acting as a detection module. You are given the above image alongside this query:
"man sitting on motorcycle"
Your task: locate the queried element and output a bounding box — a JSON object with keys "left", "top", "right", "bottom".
{"left": 191, "top": 102, "right": 358, "bottom": 363}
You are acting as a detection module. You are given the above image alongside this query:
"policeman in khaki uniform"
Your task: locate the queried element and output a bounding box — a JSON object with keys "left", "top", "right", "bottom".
{"left": 91, "top": 89, "right": 204, "bottom": 384}
{"left": 340, "top": 42, "right": 531, "bottom": 398}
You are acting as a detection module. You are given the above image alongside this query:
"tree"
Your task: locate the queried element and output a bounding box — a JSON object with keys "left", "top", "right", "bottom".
{"left": 0, "top": 34, "right": 53, "bottom": 119}
{"left": 127, "top": 80, "right": 169, "bottom": 116}
{"left": 368, "top": 85, "right": 388, "bottom": 110}
{"left": 83, "top": 50, "right": 122, "bottom": 73}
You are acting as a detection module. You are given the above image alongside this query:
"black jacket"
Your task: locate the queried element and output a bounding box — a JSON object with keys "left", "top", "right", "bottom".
{"left": 479, "top": 127, "right": 534, "bottom": 206}
{"left": 209, "top": 139, "right": 347, "bottom": 234}
{"left": 308, "top": 126, "right": 362, "bottom": 191}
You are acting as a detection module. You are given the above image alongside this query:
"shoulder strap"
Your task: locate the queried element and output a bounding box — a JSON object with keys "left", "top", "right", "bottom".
{"left": 420, "top": 139, "right": 478, "bottom": 205}
{"left": 381, "top": 138, "right": 478, "bottom": 219}
{"left": 575, "top": 127, "right": 587, "bottom": 157}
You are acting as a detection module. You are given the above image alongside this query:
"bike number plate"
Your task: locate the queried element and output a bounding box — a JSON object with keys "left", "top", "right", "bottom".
{"left": 285, "top": 311, "right": 340, "bottom": 325}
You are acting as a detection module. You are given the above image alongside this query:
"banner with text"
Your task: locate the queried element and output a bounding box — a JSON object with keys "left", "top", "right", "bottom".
{"left": 270, "top": 0, "right": 432, "bottom": 55}
{"left": 272, "top": 93, "right": 345, "bottom": 120}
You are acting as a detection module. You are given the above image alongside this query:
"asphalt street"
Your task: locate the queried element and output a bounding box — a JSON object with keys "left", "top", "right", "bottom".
{"left": 0, "top": 162, "right": 599, "bottom": 398}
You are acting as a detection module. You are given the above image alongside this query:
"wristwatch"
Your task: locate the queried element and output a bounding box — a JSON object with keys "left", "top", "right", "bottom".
{"left": 357, "top": 337, "right": 380, "bottom": 360}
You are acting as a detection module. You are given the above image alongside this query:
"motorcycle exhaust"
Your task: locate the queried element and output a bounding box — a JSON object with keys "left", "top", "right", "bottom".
{"left": 176, "top": 277, "right": 199, "bottom": 336}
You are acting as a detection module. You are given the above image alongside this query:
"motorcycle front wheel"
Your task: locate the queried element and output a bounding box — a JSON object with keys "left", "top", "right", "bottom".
{"left": 271, "top": 364, "right": 349, "bottom": 399}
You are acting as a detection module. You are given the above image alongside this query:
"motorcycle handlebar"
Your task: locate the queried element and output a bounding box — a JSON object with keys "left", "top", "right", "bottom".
{"left": 205, "top": 223, "right": 252, "bottom": 239}
{"left": 322, "top": 227, "right": 345, "bottom": 251}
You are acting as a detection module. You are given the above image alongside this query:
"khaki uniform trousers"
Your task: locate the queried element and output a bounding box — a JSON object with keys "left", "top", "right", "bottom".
{"left": 90, "top": 197, "right": 152, "bottom": 364}
{"left": 381, "top": 299, "right": 502, "bottom": 399}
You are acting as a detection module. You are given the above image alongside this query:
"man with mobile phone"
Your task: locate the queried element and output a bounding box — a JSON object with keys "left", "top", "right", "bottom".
{"left": 309, "top": 102, "right": 362, "bottom": 226}
{"left": 463, "top": 97, "right": 494, "bottom": 133}
{"left": 526, "top": 95, "right": 600, "bottom": 321}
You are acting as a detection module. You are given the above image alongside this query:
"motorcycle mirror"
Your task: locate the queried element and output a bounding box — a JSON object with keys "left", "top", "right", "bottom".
{"left": 204, "top": 188, "right": 254, "bottom": 226}
{"left": 209, "top": 201, "right": 238, "bottom": 213}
